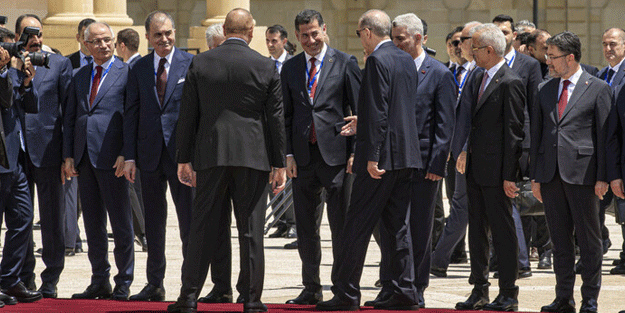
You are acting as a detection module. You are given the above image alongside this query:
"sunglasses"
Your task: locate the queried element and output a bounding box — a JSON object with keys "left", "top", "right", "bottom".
{"left": 451, "top": 40, "right": 460, "bottom": 47}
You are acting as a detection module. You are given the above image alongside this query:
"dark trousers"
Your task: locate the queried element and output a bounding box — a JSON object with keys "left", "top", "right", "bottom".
{"left": 209, "top": 193, "right": 233, "bottom": 293}
{"left": 541, "top": 172, "right": 602, "bottom": 301}
{"left": 180, "top": 166, "right": 267, "bottom": 304}
{"left": 128, "top": 169, "right": 145, "bottom": 237}
{"left": 466, "top": 171, "right": 518, "bottom": 296}
{"left": 409, "top": 172, "right": 439, "bottom": 291}
{"left": 139, "top": 147, "right": 193, "bottom": 288}
{"left": 77, "top": 153, "right": 134, "bottom": 288}
{"left": 25, "top": 158, "right": 65, "bottom": 288}
{"left": 63, "top": 178, "right": 82, "bottom": 250}
{"left": 332, "top": 169, "right": 416, "bottom": 305}
{"left": 432, "top": 184, "right": 445, "bottom": 249}
{"left": 292, "top": 144, "right": 348, "bottom": 291}
{"left": 0, "top": 163, "right": 34, "bottom": 289}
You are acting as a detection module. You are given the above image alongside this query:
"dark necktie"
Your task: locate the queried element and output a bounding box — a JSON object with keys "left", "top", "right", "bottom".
{"left": 477, "top": 72, "right": 489, "bottom": 101}
{"left": 308, "top": 57, "right": 318, "bottom": 144}
{"left": 156, "top": 58, "right": 167, "bottom": 106}
{"left": 606, "top": 69, "right": 615, "bottom": 84}
{"left": 558, "top": 80, "right": 571, "bottom": 119}
{"left": 89, "top": 65, "right": 103, "bottom": 108}
{"left": 84, "top": 55, "right": 92, "bottom": 66}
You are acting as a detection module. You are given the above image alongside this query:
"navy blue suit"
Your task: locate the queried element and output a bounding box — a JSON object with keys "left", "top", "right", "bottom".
{"left": 0, "top": 69, "right": 38, "bottom": 290}
{"left": 124, "top": 49, "right": 193, "bottom": 289}
{"left": 331, "top": 41, "right": 420, "bottom": 305}
{"left": 63, "top": 57, "right": 134, "bottom": 289}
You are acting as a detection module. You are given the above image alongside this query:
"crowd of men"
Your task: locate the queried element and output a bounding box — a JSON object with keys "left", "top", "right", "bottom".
{"left": 0, "top": 6, "right": 624, "bottom": 313}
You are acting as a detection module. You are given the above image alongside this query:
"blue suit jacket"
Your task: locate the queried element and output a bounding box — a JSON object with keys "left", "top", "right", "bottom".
{"left": 415, "top": 54, "right": 456, "bottom": 177}
{"left": 597, "top": 65, "right": 625, "bottom": 91}
{"left": 24, "top": 53, "right": 72, "bottom": 168}
{"left": 353, "top": 41, "right": 421, "bottom": 174}
{"left": 1, "top": 69, "right": 38, "bottom": 174}
{"left": 451, "top": 66, "right": 484, "bottom": 159}
{"left": 124, "top": 49, "right": 192, "bottom": 172}
{"left": 64, "top": 57, "right": 128, "bottom": 170}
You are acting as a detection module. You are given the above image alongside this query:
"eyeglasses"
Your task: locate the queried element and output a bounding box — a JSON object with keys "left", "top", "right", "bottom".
{"left": 85, "top": 37, "right": 113, "bottom": 46}
{"left": 451, "top": 40, "right": 460, "bottom": 47}
{"left": 472, "top": 45, "right": 489, "bottom": 51}
{"left": 545, "top": 54, "right": 568, "bottom": 61}
{"left": 356, "top": 27, "right": 370, "bottom": 38}
{"left": 460, "top": 36, "right": 472, "bottom": 43}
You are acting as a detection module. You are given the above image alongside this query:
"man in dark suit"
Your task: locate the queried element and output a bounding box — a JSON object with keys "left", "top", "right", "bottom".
{"left": 374, "top": 13, "right": 454, "bottom": 309}
{"left": 0, "top": 42, "right": 42, "bottom": 305}
{"left": 531, "top": 31, "right": 611, "bottom": 313}
{"left": 14, "top": 14, "right": 72, "bottom": 298}
{"left": 455, "top": 23, "right": 524, "bottom": 312}
{"left": 123, "top": 11, "right": 193, "bottom": 302}
{"left": 168, "top": 9, "right": 286, "bottom": 313}
{"left": 316, "top": 9, "right": 420, "bottom": 311}
{"left": 66, "top": 18, "right": 96, "bottom": 70}
{"left": 116, "top": 28, "right": 142, "bottom": 68}
{"left": 63, "top": 22, "right": 134, "bottom": 301}
{"left": 0, "top": 47, "right": 9, "bottom": 169}
{"left": 280, "top": 9, "right": 360, "bottom": 305}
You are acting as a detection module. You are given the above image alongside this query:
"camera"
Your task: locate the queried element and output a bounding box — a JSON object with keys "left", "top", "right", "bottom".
{"left": 0, "top": 26, "right": 49, "bottom": 68}
{"left": 0, "top": 16, "right": 7, "bottom": 26}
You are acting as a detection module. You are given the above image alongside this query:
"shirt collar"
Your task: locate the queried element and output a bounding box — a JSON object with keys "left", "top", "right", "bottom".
{"left": 127, "top": 53, "right": 141, "bottom": 64}
{"left": 414, "top": 51, "right": 427, "bottom": 71}
{"left": 305, "top": 43, "right": 327, "bottom": 64}
{"left": 271, "top": 50, "right": 288, "bottom": 63}
{"left": 504, "top": 49, "right": 516, "bottom": 66}
{"left": 463, "top": 60, "right": 476, "bottom": 72}
{"left": 609, "top": 57, "right": 625, "bottom": 73}
{"left": 226, "top": 37, "right": 248, "bottom": 44}
{"left": 485, "top": 59, "right": 506, "bottom": 78}
{"left": 563, "top": 66, "right": 584, "bottom": 86}
{"left": 92, "top": 55, "right": 114, "bottom": 71}
{"left": 153, "top": 47, "right": 175, "bottom": 70}
{"left": 374, "top": 39, "right": 392, "bottom": 52}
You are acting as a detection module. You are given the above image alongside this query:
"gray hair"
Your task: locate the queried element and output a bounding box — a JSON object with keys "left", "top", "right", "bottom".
{"left": 392, "top": 13, "right": 423, "bottom": 36}
{"left": 84, "top": 22, "right": 114, "bottom": 41}
{"left": 205, "top": 23, "right": 224, "bottom": 48}
{"left": 359, "top": 9, "right": 391, "bottom": 37}
{"left": 515, "top": 20, "right": 536, "bottom": 33}
{"left": 473, "top": 23, "right": 506, "bottom": 56}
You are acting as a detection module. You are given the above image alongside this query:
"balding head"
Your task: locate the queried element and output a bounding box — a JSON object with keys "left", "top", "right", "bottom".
{"left": 358, "top": 9, "right": 391, "bottom": 54}
{"left": 224, "top": 8, "right": 254, "bottom": 43}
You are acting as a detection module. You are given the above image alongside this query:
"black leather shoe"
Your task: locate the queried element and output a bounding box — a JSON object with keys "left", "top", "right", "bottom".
{"left": 268, "top": 225, "right": 288, "bottom": 238}
{"left": 540, "top": 297, "right": 575, "bottom": 312}
{"left": 284, "top": 240, "right": 298, "bottom": 249}
{"left": 456, "top": 291, "right": 489, "bottom": 310}
{"left": 483, "top": 294, "right": 518, "bottom": 311}
{"left": 363, "top": 290, "right": 392, "bottom": 306}
{"left": 167, "top": 297, "right": 197, "bottom": 313}
{"left": 71, "top": 282, "right": 113, "bottom": 299}
{"left": 65, "top": 248, "right": 76, "bottom": 256}
{"left": 416, "top": 288, "right": 425, "bottom": 308}
{"left": 610, "top": 263, "right": 625, "bottom": 274}
{"left": 75, "top": 247, "right": 84, "bottom": 253}
{"left": 574, "top": 259, "right": 584, "bottom": 274}
{"left": 519, "top": 267, "right": 532, "bottom": 279}
{"left": 373, "top": 294, "right": 419, "bottom": 310}
{"left": 197, "top": 288, "right": 233, "bottom": 303}
{"left": 38, "top": 284, "right": 58, "bottom": 299}
{"left": 0, "top": 291, "right": 17, "bottom": 305}
{"left": 579, "top": 298, "right": 598, "bottom": 313}
{"left": 4, "top": 282, "right": 42, "bottom": 303}
{"left": 285, "top": 226, "right": 297, "bottom": 238}
{"left": 111, "top": 285, "right": 129, "bottom": 300}
{"left": 450, "top": 251, "right": 468, "bottom": 264}
{"left": 244, "top": 301, "right": 268, "bottom": 313}
{"left": 538, "top": 250, "right": 552, "bottom": 269}
{"left": 135, "top": 234, "right": 148, "bottom": 252}
{"left": 430, "top": 266, "right": 447, "bottom": 277}
{"left": 315, "top": 296, "right": 359, "bottom": 311}
{"left": 603, "top": 238, "right": 612, "bottom": 255}
{"left": 613, "top": 259, "right": 624, "bottom": 266}
{"left": 286, "top": 289, "right": 322, "bottom": 305}
{"left": 237, "top": 294, "right": 244, "bottom": 303}
{"left": 129, "top": 284, "right": 165, "bottom": 301}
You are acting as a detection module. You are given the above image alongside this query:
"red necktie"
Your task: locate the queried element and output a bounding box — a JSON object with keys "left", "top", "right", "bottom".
{"left": 308, "top": 57, "right": 318, "bottom": 144}
{"left": 477, "top": 72, "right": 489, "bottom": 101}
{"left": 558, "top": 80, "right": 571, "bottom": 119}
{"left": 89, "top": 65, "right": 103, "bottom": 108}
{"left": 156, "top": 58, "right": 167, "bottom": 107}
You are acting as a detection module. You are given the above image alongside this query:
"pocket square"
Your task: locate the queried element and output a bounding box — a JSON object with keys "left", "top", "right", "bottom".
{"left": 177, "top": 78, "right": 185, "bottom": 84}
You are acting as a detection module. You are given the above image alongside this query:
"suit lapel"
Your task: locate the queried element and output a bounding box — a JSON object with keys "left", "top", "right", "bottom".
{"left": 77, "top": 67, "right": 92, "bottom": 112}
{"left": 91, "top": 58, "right": 122, "bottom": 110}
{"left": 162, "top": 49, "right": 186, "bottom": 109}
{"left": 560, "top": 71, "right": 591, "bottom": 121}
{"left": 544, "top": 79, "right": 560, "bottom": 125}
{"left": 312, "top": 47, "right": 336, "bottom": 106}
{"left": 613, "top": 66, "right": 625, "bottom": 88}
{"left": 417, "top": 55, "right": 432, "bottom": 83}
{"left": 474, "top": 65, "right": 506, "bottom": 115}
{"left": 34, "top": 64, "right": 49, "bottom": 86}
{"left": 294, "top": 53, "right": 311, "bottom": 106}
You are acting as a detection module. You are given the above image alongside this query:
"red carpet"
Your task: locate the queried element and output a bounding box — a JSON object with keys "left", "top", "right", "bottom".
{"left": 0, "top": 299, "right": 534, "bottom": 312}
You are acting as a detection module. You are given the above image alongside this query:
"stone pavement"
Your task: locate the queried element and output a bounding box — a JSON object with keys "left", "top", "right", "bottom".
{"left": 28, "top": 192, "right": 625, "bottom": 312}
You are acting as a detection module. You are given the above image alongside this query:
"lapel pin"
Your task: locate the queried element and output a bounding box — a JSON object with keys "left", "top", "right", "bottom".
{"left": 585, "top": 81, "right": 589, "bottom": 85}
{"left": 421, "top": 70, "right": 426, "bottom": 74}
{"left": 328, "top": 58, "right": 334, "bottom": 63}
{"left": 496, "top": 79, "right": 499, "bottom": 83}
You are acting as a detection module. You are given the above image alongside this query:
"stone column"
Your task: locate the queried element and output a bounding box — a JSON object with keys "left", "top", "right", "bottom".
{"left": 93, "top": 0, "right": 134, "bottom": 26}
{"left": 42, "top": 0, "right": 96, "bottom": 55}
{"left": 202, "top": 0, "right": 250, "bottom": 26}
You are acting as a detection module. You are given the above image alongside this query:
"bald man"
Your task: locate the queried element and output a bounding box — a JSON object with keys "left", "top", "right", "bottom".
{"left": 169, "top": 8, "right": 286, "bottom": 313}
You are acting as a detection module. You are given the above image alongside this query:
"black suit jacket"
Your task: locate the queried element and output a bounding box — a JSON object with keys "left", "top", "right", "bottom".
{"left": 607, "top": 83, "right": 625, "bottom": 182}
{"left": 66, "top": 51, "right": 81, "bottom": 69}
{"left": 582, "top": 63, "right": 599, "bottom": 77}
{"left": 510, "top": 52, "right": 543, "bottom": 151}
{"left": 451, "top": 66, "right": 483, "bottom": 159}
{"left": 597, "top": 64, "right": 625, "bottom": 90}
{"left": 281, "top": 46, "right": 361, "bottom": 167}
{"left": 531, "top": 70, "right": 612, "bottom": 185}
{"left": 467, "top": 63, "right": 525, "bottom": 186}
{"left": 415, "top": 54, "right": 456, "bottom": 176}
{"left": 176, "top": 38, "right": 285, "bottom": 171}
{"left": 353, "top": 41, "right": 421, "bottom": 174}
{"left": 0, "top": 70, "right": 11, "bottom": 168}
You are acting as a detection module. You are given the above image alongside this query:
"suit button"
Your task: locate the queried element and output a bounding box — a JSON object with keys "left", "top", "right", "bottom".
{"left": 553, "top": 144, "right": 556, "bottom": 147}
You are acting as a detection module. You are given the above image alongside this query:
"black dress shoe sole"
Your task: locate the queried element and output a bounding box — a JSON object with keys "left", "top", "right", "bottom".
{"left": 129, "top": 294, "right": 165, "bottom": 301}
{"left": 456, "top": 302, "right": 486, "bottom": 310}
{"left": 167, "top": 305, "right": 197, "bottom": 313}
{"left": 14, "top": 294, "right": 43, "bottom": 303}
{"left": 0, "top": 297, "right": 17, "bottom": 305}
{"left": 71, "top": 293, "right": 112, "bottom": 300}
{"left": 197, "top": 296, "right": 233, "bottom": 303}
{"left": 374, "top": 303, "right": 419, "bottom": 310}
{"left": 111, "top": 295, "right": 129, "bottom": 301}
{"left": 541, "top": 307, "right": 575, "bottom": 313}
{"left": 41, "top": 292, "right": 57, "bottom": 299}
{"left": 315, "top": 304, "right": 359, "bottom": 311}
{"left": 286, "top": 299, "right": 320, "bottom": 305}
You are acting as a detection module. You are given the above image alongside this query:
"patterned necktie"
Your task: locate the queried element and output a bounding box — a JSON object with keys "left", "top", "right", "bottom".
{"left": 89, "top": 65, "right": 103, "bottom": 108}
{"left": 156, "top": 58, "right": 167, "bottom": 107}
{"left": 558, "top": 80, "right": 571, "bottom": 119}
{"left": 308, "top": 57, "right": 318, "bottom": 144}
{"left": 477, "top": 72, "right": 489, "bottom": 101}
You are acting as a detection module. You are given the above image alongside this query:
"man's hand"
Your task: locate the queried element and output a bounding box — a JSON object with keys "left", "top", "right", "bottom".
{"left": 340, "top": 115, "right": 357, "bottom": 136}
{"left": 611, "top": 179, "right": 625, "bottom": 199}
{"left": 123, "top": 161, "right": 136, "bottom": 183}
{"left": 595, "top": 181, "right": 609, "bottom": 200}
{"left": 63, "top": 158, "right": 79, "bottom": 181}
{"left": 531, "top": 180, "right": 542, "bottom": 203}
{"left": 367, "top": 161, "right": 385, "bottom": 179}
{"left": 0, "top": 47, "right": 9, "bottom": 68}
{"left": 286, "top": 156, "right": 297, "bottom": 178}
{"left": 20, "top": 53, "right": 35, "bottom": 86}
{"left": 271, "top": 167, "right": 287, "bottom": 195}
{"left": 425, "top": 172, "right": 443, "bottom": 181}
{"left": 504, "top": 180, "right": 519, "bottom": 198}
{"left": 113, "top": 156, "right": 125, "bottom": 177}
{"left": 346, "top": 154, "right": 354, "bottom": 174}
{"left": 456, "top": 151, "right": 467, "bottom": 174}
{"left": 177, "top": 163, "right": 195, "bottom": 187}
